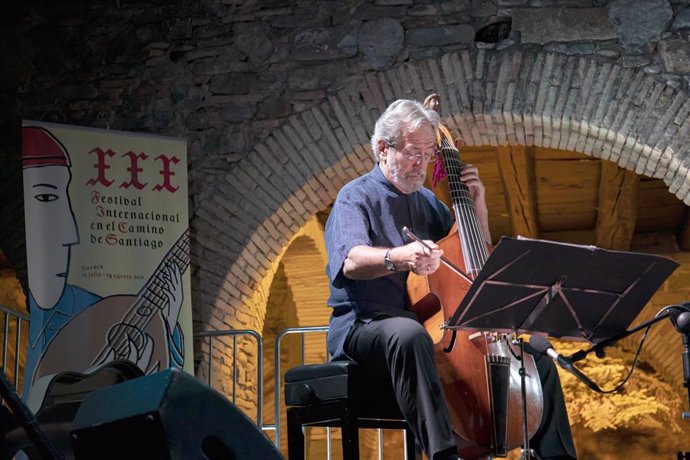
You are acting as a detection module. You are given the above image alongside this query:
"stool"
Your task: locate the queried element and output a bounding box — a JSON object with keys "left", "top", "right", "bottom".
{"left": 284, "top": 360, "right": 418, "bottom": 460}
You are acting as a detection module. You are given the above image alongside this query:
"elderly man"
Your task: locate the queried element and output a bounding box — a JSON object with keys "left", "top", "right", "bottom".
{"left": 324, "top": 99, "right": 577, "bottom": 460}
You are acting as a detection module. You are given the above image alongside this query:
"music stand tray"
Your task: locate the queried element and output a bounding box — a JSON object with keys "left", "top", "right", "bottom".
{"left": 448, "top": 237, "right": 679, "bottom": 341}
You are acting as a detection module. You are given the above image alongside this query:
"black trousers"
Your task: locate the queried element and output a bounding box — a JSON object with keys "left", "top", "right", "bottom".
{"left": 344, "top": 316, "right": 577, "bottom": 460}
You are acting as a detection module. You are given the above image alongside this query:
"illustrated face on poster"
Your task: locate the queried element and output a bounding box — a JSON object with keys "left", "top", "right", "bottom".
{"left": 23, "top": 165, "right": 79, "bottom": 310}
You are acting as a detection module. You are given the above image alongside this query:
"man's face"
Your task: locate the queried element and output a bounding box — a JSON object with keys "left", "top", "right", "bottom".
{"left": 23, "top": 165, "right": 78, "bottom": 310}
{"left": 381, "top": 123, "right": 436, "bottom": 194}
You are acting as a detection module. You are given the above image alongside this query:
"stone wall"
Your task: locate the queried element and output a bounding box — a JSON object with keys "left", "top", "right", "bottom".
{"left": 2, "top": 1, "right": 689, "bottom": 287}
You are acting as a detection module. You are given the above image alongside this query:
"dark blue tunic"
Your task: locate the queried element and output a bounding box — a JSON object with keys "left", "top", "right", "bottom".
{"left": 325, "top": 164, "right": 453, "bottom": 359}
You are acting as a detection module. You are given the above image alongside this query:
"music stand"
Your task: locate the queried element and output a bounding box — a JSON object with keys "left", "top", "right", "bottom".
{"left": 449, "top": 237, "right": 678, "bottom": 341}
{"left": 446, "top": 236, "right": 679, "bottom": 458}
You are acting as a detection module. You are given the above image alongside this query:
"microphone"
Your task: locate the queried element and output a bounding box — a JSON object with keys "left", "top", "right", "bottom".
{"left": 677, "top": 311, "right": 690, "bottom": 335}
{"left": 669, "top": 305, "right": 690, "bottom": 335}
{"left": 529, "top": 335, "right": 602, "bottom": 393}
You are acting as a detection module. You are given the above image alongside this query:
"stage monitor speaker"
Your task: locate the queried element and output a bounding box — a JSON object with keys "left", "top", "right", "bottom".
{"left": 69, "top": 368, "right": 283, "bottom": 460}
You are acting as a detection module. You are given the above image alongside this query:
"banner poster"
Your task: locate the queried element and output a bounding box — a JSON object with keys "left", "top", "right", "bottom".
{"left": 21, "top": 120, "right": 192, "bottom": 397}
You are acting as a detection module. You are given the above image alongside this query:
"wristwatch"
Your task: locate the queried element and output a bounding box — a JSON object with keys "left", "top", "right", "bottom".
{"left": 384, "top": 248, "right": 395, "bottom": 271}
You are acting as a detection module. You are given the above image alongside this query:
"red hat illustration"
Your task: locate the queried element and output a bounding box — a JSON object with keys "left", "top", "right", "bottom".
{"left": 22, "top": 126, "right": 71, "bottom": 168}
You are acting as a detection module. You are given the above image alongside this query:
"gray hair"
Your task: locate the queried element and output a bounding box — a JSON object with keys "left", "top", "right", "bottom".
{"left": 370, "top": 99, "right": 440, "bottom": 161}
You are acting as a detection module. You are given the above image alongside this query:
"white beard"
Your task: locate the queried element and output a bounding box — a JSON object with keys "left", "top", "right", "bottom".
{"left": 388, "top": 154, "right": 426, "bottom": 194}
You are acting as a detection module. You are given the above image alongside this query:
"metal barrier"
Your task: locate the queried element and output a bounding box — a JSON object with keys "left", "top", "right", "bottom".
{"left": 195, "top": 328, "right": 265, "bottom": 428}
{"left": 0, "top": 312, "right": 403, "bottom": 459}
{"left": 0, "top": 305, "right": 30, "bottom": 393}
{"left": 0, "top": 314, "right": 267, "bottom": 428}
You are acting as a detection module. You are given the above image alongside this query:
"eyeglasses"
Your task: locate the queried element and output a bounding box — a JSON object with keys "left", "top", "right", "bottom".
{"left": 387, "top": 143, "right": 438, "bottom": 163}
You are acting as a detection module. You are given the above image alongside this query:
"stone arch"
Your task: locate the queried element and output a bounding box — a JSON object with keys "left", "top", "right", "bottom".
{"left": 199, "top": 215, "right": 330, "bottom": 416}
{"left": 279, "top": 220, "right": 330, "bottom": 330}
{"left": 193, "top": 49, "right": 690, "bottom": 342}
{"left": 259, "top": 216, "right": 330, "bottom": 378}
{"left": 260, "top": 217, "right": 330, "bottom": 453}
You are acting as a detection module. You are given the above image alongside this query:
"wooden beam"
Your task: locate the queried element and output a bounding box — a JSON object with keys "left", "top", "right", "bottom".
{"left": 496, "top": 145, "right": 539, "bottom": 238}
{"left": 595, "top": 161, "right": 639, "bottom": 251}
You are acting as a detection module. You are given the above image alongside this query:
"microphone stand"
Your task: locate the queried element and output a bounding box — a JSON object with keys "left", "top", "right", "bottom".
{"left": 567, "top": 310, "right": 672, "bottom": 362}
{"left": 567, "top": 305, "right": 690, "bottom": 454}
{"left": 673, "top": 309, "right": 690, "bottom": 422}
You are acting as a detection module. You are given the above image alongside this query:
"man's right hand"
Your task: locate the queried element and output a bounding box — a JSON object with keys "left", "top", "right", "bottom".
{"left": 343, "top": 241, "right": 443, "bottom": 280}
{"left": 390, "top": 240, "right": 443, "bottom": 275}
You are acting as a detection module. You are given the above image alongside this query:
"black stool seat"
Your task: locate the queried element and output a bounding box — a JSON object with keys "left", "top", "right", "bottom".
{"left": 285, "top": 360, "right": 418, "bottom": 460}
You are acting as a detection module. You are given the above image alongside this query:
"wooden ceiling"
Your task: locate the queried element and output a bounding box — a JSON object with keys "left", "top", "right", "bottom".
{"left": 427, "top": 146, "right": 690, "bottom": 254}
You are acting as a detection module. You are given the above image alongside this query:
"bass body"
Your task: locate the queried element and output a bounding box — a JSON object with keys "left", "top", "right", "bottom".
{"left": 408, "top": 133, "right": 543, "bottom": 459}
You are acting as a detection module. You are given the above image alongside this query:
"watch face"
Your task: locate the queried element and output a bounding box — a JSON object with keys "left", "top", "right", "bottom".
{"left": 385, "top": 250, "right": 395, "bottom": 271}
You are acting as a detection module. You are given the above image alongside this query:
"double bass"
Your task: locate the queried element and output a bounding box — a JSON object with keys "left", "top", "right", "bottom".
{"left": 407, "top": 127, "right": 543, "bottom": 459}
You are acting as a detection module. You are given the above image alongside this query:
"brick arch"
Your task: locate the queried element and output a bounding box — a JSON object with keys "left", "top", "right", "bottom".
{"left": 279, "top": 222, "right": 330, "bottom": 330}
{"left": 192, "top": 48, "right": 690, "bottom": 365}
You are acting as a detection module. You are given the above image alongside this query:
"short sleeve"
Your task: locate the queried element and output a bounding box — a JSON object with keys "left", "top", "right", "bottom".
{"left": 325, "top": 186, "right": 371, "bottom": 287}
